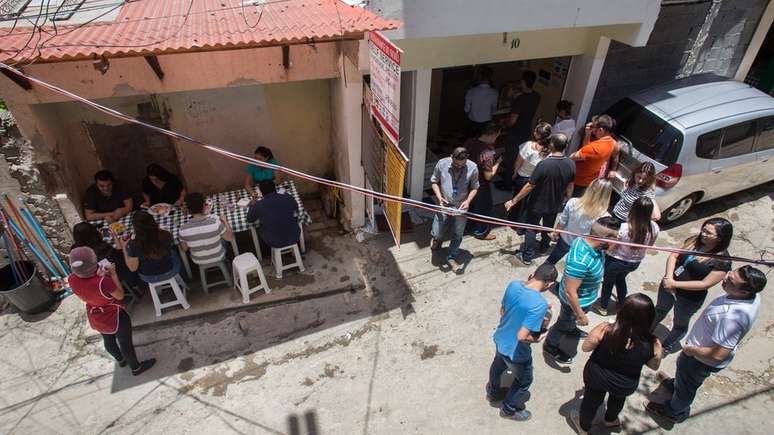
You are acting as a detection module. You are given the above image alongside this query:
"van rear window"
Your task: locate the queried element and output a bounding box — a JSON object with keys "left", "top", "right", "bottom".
{"left": 605, "top": 98, "right": 683, "bottom": 166}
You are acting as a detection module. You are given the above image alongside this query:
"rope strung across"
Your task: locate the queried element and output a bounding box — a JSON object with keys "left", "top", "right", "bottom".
{"left": 0, "top": 62, "right": 771, "bottom": 267}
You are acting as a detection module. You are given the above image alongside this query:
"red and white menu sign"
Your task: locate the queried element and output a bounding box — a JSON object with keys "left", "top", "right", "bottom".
{"left": 368, "top": 31, "right": 402, "bottom": 146}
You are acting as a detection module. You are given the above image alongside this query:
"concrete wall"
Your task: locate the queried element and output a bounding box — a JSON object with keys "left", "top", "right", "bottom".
{"left": 590, "top": 0, "right": 769, "bottom": 117}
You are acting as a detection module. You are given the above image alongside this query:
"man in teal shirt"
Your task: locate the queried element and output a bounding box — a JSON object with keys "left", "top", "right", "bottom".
{"left": 543, "top": 216, "right": 620, "bottom": 365}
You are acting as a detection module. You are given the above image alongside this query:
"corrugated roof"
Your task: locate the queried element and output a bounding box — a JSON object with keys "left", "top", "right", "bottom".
{"left": 0, "top": 0, "right": 399, "bottom": 63}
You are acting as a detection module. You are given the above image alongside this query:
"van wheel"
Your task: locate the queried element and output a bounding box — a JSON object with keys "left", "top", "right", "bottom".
{"left": 661, "top": 194, "right": 699, "bottom": 223}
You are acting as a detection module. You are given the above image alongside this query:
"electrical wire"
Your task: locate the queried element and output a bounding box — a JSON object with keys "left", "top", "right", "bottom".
{"left": 241, "top": 0, "right": 264, "bottom": 30}
{"left": 1, "top": 0, "right": 126, "bottom": 23}
{"left": 3, "top": 0, "right": 50, "bottom": 65}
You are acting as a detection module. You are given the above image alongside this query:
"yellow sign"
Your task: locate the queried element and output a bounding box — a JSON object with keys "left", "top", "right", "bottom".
{"left": 383, "top": 138, "right": 407, "bottom": 246}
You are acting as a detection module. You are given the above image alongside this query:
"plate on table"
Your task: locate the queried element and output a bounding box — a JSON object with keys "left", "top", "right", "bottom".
{"left": 237, "top": 198, "right": 251, "bottom": 208}
{"left": 148, "top": 203, "right": 172, "bottom": 217}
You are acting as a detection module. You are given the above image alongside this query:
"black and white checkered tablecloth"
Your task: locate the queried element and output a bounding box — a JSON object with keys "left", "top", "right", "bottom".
{"left": 91, "top": 180, "right": 311, "bottom": 244}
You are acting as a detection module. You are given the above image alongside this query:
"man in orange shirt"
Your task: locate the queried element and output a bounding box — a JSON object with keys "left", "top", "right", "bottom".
{"left": 570, "top": 115, "right": 617, "bottom": 197}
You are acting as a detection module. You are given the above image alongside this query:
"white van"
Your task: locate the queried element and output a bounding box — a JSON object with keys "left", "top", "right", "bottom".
{"left": 606, "top": 76, "right": 774, "bottom": 223}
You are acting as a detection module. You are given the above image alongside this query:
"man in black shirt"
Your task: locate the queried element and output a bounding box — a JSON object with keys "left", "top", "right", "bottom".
{"left": 510, "top": 71, "right": 542, "bottom": 145}
{"left": 246, "top": 180, "right": 300, "bottom": 251}
{"left": 83, "top": 170, "right": 133, "bottom": 222}
{"left": 505, "top": 133, "right": 575, "bottom": 265}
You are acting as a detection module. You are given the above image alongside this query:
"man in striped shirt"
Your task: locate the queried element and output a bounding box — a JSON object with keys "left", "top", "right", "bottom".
{"left": 179, "top": 193, "right": 234, "bottom": 264}
{"left": 543, "top": 216, "right": 620, "bottom": 365}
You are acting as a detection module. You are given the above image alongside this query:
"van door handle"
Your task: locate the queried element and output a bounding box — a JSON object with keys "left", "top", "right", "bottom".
{"left": 762, "top": 158, "right": 770, "bottom": 163}
{"left": 711, "top": 168, "right": 722, "bottom": 174}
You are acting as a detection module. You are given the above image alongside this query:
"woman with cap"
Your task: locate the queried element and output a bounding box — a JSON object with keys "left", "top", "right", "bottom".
{"left": 68, "top": 247, "right": 156, "bottom": 376}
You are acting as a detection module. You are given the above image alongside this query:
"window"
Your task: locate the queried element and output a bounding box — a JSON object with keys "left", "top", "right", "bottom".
{"left": 605, "top": 98, "right": 683, "bottom": 166}
{"left": 696, "top": 130, "right": 721, "bottom": 159}
{"left": 756, "top": 117, "right": 774, "bottom": 152}
{"left": 718, "top": 121, "right": 755, "bottom": 158}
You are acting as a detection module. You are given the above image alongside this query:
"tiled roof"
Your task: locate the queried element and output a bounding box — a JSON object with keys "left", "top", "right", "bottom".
{"left": 0, "top": 0, "right": 398, "bottom": 63}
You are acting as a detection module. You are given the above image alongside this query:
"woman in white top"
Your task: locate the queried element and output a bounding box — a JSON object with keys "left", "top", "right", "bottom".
{"left": 612, "top": 161, "right": 661, "bottom": 222}
{"left": 545, "top": 178, "right": 612, "bottom": 264}
{"left": 508, "top": 122, "right": 551, "bottom": 230}
{"left": 598, "top": 197, "right": 659, "bottom": 315}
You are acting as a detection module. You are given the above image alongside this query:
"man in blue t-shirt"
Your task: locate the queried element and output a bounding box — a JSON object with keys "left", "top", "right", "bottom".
{"left": 543, "top": 216, "right": 620, "bottom": 365}
{"left": 487, "top": 264, "right": 558, "bottom": 421}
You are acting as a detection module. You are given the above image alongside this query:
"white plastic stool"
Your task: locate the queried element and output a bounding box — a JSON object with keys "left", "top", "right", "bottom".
{"left": 147, "top": 275, "right": 190, "bottom": 317}
{"left": 232, "top": 253, "right": 270, "bottom": 303}
{"left": 195, "top": 260, "right": 233, "bottom": 293}
{"left": 271, "top": 243, "right": 305, "bottom": 279}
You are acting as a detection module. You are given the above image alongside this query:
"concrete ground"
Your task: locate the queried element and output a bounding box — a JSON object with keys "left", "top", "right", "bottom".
{"left": 1, "top": 181, "right": 772, "bottom": 435}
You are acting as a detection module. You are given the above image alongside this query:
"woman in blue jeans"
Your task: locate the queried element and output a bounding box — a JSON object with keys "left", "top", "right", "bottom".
{"left": 118, "top": 211, "right": 184, "bottom": 286}
{"left": 651, "top": 218, "right": 732, "bottom": 356}
{"left": 598, "top": 197, "right": 659, "bottom": 315}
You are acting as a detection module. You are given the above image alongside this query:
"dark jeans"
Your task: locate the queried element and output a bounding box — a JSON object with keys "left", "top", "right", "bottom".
{"left": 522, "top": 210, "right": 557, "bottom": 261}
{"left": 101, "top": 309, "right": 140, "bottom": 369}
{"left": 544, "top": 301, "right": 589, "bottom": 358}
{"left": 545, "top": 237, "right": 571, "bottom": 265}
{"left": 599, "top": 255, "right": 641, "bottom": 309}
{"left": 507, "top": 176, "right": 530, "bottom": 226}
{"left": 469, "top": 187, "right": 493, "bottom": 238}
{"left": 664, "top": 353, "right": 721, "bottom": 422}
{"left": 487, "top": 351, "right": 534, "bottom": 414}
{"left": 572, "top": 184, "right": 587, "bottom": 198}
{"left": 653, "top": 285, "right": 705, "bottom": 352}
{"left": 431, "top": 212, "right": 467, "bottom": 261}
{"left": 579, "top": 386, "right": 627, "bottom": 430}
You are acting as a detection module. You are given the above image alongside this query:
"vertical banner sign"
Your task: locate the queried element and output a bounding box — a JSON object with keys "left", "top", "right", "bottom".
{"left": 367, "top": 30, "right": 407, "bottom": 246}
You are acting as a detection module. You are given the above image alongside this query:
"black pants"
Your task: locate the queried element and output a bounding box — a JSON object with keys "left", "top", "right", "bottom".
{"left": 522, "top": 210, "right": 557, "bottom": 260}
{"left": 579, "top": 386, "right": 626, "bottom": 430}
{"left": 102, "top": 309, "right": 140, "bottom": 369}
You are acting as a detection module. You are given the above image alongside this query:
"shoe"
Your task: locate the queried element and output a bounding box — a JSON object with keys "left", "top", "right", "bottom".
{"left": 500, "top": 408, "right": 532, "bottom": 421}
{"left": 475, "top": 233, "right": 496, "bottom": 241}
{"left": 117, "top": 358, "right": 127, "bottom": 368}
{"left": 644, "top": 401, "right": 678, "bottom": 423}
{"left": 514, "top": 252, "right": 533, "bottom": 266}
{"left": 131, "top": 358, "right": 157, "bottom": 376}
{"left": 447, "top": 258, "right": 463, "bottom": 274}
{"left": 602, "top": 417, "right": 622, "bottom": 428}
{"left": 486, "top": 384, "right": 507, "bottom": 402}
{"left": 430, "top": 238, "right": 441, "bottom": 251}
{"left": 566, "top": 328, "right": 588, "bottom": 338}
{"left": 597, "top": 306, "right": 609, "bottom": 316}
{"left": 569, "top": 409, "right": 587, "bottom": 435}
{"left": 543, "top": 347, "right": 574, "bottom": 365}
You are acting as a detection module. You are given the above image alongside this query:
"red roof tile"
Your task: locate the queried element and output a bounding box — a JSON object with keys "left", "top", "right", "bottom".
{"left": 0, "top": 0, "right": 398, "bottom": 63}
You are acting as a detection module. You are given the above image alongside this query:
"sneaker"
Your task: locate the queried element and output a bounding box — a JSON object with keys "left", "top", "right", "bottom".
{"left": 131, "top": 358, "right": 157, "bottom": 376}
{"left": 447, "top": 258, "right": 463, "bottom": 274}
{"left": 500, "top": 408, "right": 532, "bottom": 421}
{"left": 117, "top": 358, "right": 127, "bottom": 368}
{"left": 644, "top": 401, "right": 678, "bottom": 423}
{"left": 602, "top": 417, "right": 622, "bottom": 428}
{"left": 543, "top": 347, "right": 574, "bottom": 365}
{"left": 430, "top": 238, "right": 441, "bottom": 251}
{"left": 597, "top": 306, "right": 609, "bottom": 316}
{"left": 514, "top": 252, "right": 533, "bottom": 266}
{"left": 569, "top": 409, "right": 588, "bottom": 435}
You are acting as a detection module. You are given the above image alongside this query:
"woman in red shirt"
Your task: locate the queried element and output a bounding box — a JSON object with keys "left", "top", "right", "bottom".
{"left": 68, "top": 247, "right": 156, "bottom": 376}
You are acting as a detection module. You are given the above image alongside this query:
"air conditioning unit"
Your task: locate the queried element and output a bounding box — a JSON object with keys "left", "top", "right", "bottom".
{"left": 0, "top": 0, "right": 32, "bottom": 19}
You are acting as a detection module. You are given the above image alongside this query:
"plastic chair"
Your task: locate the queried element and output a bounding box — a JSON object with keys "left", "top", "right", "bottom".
{"left": 196, "top": 260, "right": 233, "bottom": 293}
{"left": 232, "top": 253, "right": 270, "bottom": 303}
{"left": 147, "top": 275, "right": 190, "bottom": 317}
{"left": 271, "top": 243, "right": 305, "bottom": 279}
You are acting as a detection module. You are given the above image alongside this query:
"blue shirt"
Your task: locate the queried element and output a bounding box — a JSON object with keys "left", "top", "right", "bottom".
{"left": 247, "top": 158, "right": 278, "bottom": 183}
{"left": 559, "top": 238, "right": 604, "bottom": 308}
{"left": 493, "top": 281, "right": 548, "bottom": 361}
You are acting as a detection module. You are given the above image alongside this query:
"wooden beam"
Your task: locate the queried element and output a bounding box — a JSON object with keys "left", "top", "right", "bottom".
{"left": 282, "top": 45, "right": 290, "bottom": 69}
{"left": 144, "top": 55, "right": 164, "bottom": 80}
{"left": 0, "top": 68, "right": 32, "bottom": 91}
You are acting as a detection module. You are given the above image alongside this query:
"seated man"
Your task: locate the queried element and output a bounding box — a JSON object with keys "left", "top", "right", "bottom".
{"left": 179, "top": 193, "right": 233, "bottom": 264}
{"left": 246, "top": 180, "right": 300, "bottom": 250}
{"left": 83, "top": 170, "right": 133, "bottom": 222}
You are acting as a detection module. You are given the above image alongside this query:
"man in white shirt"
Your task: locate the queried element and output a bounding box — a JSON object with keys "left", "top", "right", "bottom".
{"left": 465, "top": 67, "right": 499, "bottom": 137}
{"left": 552, "top": 100, "right": 577, "bottom": 141}
{"left": 646, "top": 265, "right": 767, "bottom": 423}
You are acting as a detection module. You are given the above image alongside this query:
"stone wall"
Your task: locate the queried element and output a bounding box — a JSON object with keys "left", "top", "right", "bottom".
{"left": 590, "top": 0, "right": 768, "bottom": 116}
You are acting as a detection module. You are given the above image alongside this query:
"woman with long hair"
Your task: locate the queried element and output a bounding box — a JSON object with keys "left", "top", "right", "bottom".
{"left": 72, "top": 222, "right": 138, "bottom": 288}
{"left": 118, "top": 211, "right": 182, "bottom": 284}
{"left": 507, "top": 123, "right": 552, "bottom": 230}
{"left": 612, "top": 161, "right": 661, "bottom": 221}
{"left": 141, "top": 163, "right": 186, "bottom": 207}
{"left": 653, "top": 217, "right": 733, "bottom": 355}
{"left": 569, "top": 294, "right": 662, "bottom": 434}
{"left": 545, "top": 178, "right": 613, "bottom": 264}
{"left": 597, "top": 197, "right": 660, "bottom": 315}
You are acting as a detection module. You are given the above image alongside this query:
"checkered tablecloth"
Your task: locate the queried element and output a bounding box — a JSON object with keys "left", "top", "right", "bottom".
{"left": 90, "top": 180, "right": 311, "bottom": 244}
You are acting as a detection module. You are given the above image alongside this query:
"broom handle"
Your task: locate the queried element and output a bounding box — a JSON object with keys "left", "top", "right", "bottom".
{"left": 0, "top": 203, "right": 59, "bottom": 279}
{"left": 2, "top": 195, "right": 66, "bottom": 277}
{"left": 20, "top": 206, "right": 69, "bottom": 277}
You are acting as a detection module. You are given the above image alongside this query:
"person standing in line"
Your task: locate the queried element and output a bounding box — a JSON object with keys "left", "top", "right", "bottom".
{"left": 597, "top": 197, "right": 660, "bottom": 315}
{"left": 652, "top": 218, "right": 733, "bottom": 357}
{"left": 71, "top": 222, "right": 138, "bottom": 291}
{"left": 464, "top": 67, "right": 499, "bottom": 137}
{"left": 552, "top": 100, "right": 577, "bottom": 141}
{"left": 510, "top": 71, "right": 542, "bottom": 145}
{"left": 429, "top": 147, "right": 479, "bottom": 273}
{"left": 543, "top": 216, "right": 621, "bottom": 365}
{"left": 544, "top": 178, "right": 612, "bottom": 265}
{"left": 569, "top": 294, "right": 662, "bottom": 434}
{"left": 570, "top": 115, "right": 617, "bottom": 198}
{"left": 505, "top": 133, "right": 576, "bottom": 265}
{"left": 646, "top": 266, "right": 767, "bottom": 423}
{"left": 611, "top": 162, "right": 661, "bottom": 222}
{"left": 67, "top": 247, "right": 156, "bottom": 376}
{"left": 465, "top": 123, "right": 502, "bottom": 241}
{"left": 487, "top": 263, "right": 558, "bottom": 422}
{"left": 508, "top": 122, "right": 552, "bottom": 229}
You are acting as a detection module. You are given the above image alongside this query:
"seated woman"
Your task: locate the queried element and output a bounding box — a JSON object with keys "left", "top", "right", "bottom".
{"left": 71, "top": 222, "right": 138, "bottom": 289}
{"left": 118, "top": 211, "right": 183, "bottom": 284}
{"left": 245, "top": 146, "right": 283, "bottom": 198}
{"left": 141, "top": 164, "right": 186, "bottom": 207}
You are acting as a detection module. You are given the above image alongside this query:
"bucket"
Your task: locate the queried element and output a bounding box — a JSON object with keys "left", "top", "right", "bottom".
{"left": 0, "top": 261, "right": 55, "bottom": 314}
